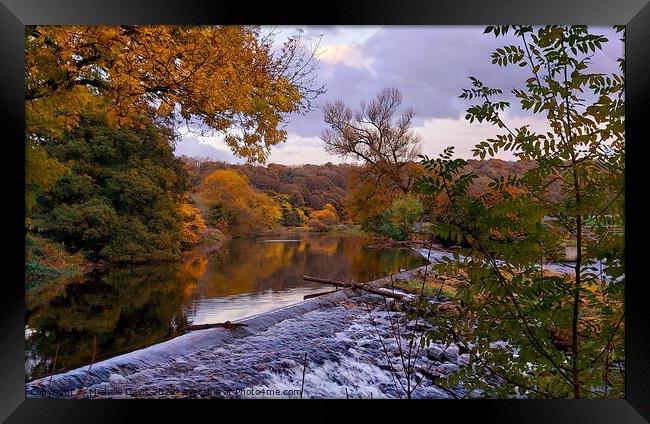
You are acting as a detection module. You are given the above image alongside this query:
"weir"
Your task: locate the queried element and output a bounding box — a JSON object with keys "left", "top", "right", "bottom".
{"left": 26, "top": 265, "right": 431, "bottom": 398}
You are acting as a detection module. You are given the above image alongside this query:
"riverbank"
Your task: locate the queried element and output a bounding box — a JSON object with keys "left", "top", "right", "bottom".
{"left": 25, "top": 233, "right": 85, "bottom": 289}
{"left": 25, "top": 227, "right": 231, "bottom": 291}
{"left": 26, "top": 226, "right": 367, "bottom": 291}
{"left": 26, "top": 259, "right": 470, "bottom": 399}
{"left": 254, "top": 224, "right": 363, "bottom": 237}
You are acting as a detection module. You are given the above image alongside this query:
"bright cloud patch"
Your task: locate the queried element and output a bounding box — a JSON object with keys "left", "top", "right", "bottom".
{"left": 174, "top": 135, "right": 244, "bottom": 163}
{"left": 415, "top": 113, "right": 552, "bottom": 161}
{"left": 266, "top": 133, "right": 353, "bottom": 165}
{"left": 317, "top": 43, "right": 374, "bottom": 71}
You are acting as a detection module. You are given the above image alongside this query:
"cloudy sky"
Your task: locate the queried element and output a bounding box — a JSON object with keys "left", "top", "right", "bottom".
{"left": 174, "top": 26, "right": 624, "bottom": 165}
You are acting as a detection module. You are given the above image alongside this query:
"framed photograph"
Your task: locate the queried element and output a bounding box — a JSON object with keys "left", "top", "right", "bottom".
{"left": 2, "top": 0, "right": 649, "bottom": 421}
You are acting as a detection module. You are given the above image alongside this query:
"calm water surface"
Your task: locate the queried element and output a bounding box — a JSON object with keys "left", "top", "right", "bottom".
{"left": 25, "top": 233, "right": 427, "bottom": 381}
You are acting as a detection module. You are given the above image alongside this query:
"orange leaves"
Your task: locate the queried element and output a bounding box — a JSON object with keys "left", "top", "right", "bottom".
{"left": 196, "top": 169, "right": 281, "bottom": 235}
{"left": 178, "top": 199, "right": 207, "bottom": 247}
{"left": 25, "top": 25, "right": 320, "bottom": 161}
{"left": 306, "top": 203, "right": 339, "bottom": 231}
{"left": 344, "top": 170, "right": 394, "bottom": 224}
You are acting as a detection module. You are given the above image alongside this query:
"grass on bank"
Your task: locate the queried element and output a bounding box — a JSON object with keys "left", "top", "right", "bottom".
{"left": 25, "top": 233, "right": 85, "bottom": 289}
{"left": 389, "top": 272, "right": 460, "bottom": 300}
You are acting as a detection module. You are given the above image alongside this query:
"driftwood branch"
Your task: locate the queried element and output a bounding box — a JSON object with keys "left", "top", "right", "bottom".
{"left": 303, "top": 275, "right": 405, "bottom": 299}
{"left": 365, "top": 240, "right": 445, "bottom": 250}
{"left": 303, "top": 290, "right": 338, "bottom": 300}
{"left": 187, "top": 321, "right": 248, "bottom": 332}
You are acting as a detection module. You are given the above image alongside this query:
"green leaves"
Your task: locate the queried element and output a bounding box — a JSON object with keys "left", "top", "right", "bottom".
{"left": 415, "top": 149, "right": 477, "bottom": 201}
{"left": 483, "top": 26, "right": 511, "bottom": 37}
{"left": 491, "top": 45, "right": 526, "bottom": 67}
{"left": 418, "top": 25, "right": 625, "bottom": 399}
{"left": 33, "top": 114, "right": 187, "bottom": 263}
{"left": 379, "top": 194, "right": 424, "bottom": 241}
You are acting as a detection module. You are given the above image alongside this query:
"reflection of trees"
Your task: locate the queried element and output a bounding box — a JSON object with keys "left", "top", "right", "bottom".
{"left": 303, "top": 236, "right": 339, "bottom": 256}
{"left": 193, "top": 235, "right": 429, "bottom": 299}
{"left": 26, "top": 273, "right": 86, "bottom": 311}
{"left": 25, "top": 234, "right": 428, "bottom": 381}
{"left": 25, "top": 264, "right": 196, "bottom": 381}
{"left": 193, "top": 239, "right": 302, "bottom": 297}
{"left": 347, "top": 241, "right": 427, "bottom": 283}
{"left": 177, "top": 257, "right": 206, "bottom": 297}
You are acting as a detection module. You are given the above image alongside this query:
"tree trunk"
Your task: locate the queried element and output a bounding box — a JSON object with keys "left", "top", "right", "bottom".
{"left": 186, "top": 321, "right": 248, "bottom": 331}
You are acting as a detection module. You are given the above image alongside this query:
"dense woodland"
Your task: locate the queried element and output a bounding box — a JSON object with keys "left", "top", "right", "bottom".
{"left": 181, "top": 159, "right": 354, "bottom": 223}
{"left": 179, "top": 157, "right": 545, "bottom": 228}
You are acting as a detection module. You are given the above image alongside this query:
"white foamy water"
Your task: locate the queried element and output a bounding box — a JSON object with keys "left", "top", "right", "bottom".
{"left": 28, "top": 294, "right": 466, "bottom": 399}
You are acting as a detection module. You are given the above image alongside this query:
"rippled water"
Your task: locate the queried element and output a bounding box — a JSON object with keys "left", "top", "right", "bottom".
{"left": 25, "top": 233, "right": 428, "bottom": 381}
{"left": 27, "top": 293, "right": 466, "bottom": 399}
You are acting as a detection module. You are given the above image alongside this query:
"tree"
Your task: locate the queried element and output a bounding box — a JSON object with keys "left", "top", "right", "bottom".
{"left": 272, "top": 193, "right": 309, "bottom": 227}
{"left": 178, "top": 197, "right": 207, "bottom": 248}
{"left": 321, "top": 88, "right": 422, "bottom": 194}
{"left": 321, "top": 88, "right": 424, "bottom": 232}
{"left": 196, "top": 169, "right": 281, "bottom": 235}
{"left": 344, "top": 161, "right": 425, "bottom": 234}
{"left": 25, "top": 144, "right": 67, "bottom": 223}
{"left": 34, "top": 113, "right": 189, "bottom": 263}
{"left": 415, "top": 25, "right": 624, "bottom": 398}
{"left": 306, "top": 203, "right": 339, "bottom": 231}
{"left": 380, "top": 194, "right": 424, "bottom": 241}
{"left": 344, "top": 171, "right": 394, "bottom": 233}
{"left": 25, "top": 25, "right": 324, "bottom": 163}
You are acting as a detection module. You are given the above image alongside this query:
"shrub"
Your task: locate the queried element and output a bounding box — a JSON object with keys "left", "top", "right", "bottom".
{"left": 379, "top": 194, "right": 424, "bottom": 241}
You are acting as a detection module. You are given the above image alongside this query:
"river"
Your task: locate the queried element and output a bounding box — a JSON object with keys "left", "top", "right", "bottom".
{"left": 25, "top": 233, "right": 428, "bottom": 381}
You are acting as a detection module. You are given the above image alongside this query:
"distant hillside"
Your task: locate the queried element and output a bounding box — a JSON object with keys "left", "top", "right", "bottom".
{"left": 179, "top": 157, "right": 557, "bottom": 215}
{"left": 180, "top": 158, "right": 356, "bottom": 214}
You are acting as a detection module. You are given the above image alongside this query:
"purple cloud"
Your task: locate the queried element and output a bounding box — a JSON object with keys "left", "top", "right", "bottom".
{"left": 284, "top": 26, "right": 623, "bottom": 137}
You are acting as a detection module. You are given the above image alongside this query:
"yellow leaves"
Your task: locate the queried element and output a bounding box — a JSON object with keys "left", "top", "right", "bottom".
{"left": 344, "top": 169, "right": 398, "bottom": 223}
{"left": 178, "top": 199, "right": 207, "bottom": 247}
{"left": 25, "top": 142, "right": 68, "bottom": 215}
{"left": 26, "top": 86, "right": 107, "bottom": 140}
{"left": 156, "top": 101, "right": 175, "bottom": 118}
{"left": 196, "top": 169, "right": 281, "bottom": 234}
{"left": 306, "top": 203, "right": 339, "bottom": 231}
{"left": 25, "top": 25, "right": 315, "bottom": 161}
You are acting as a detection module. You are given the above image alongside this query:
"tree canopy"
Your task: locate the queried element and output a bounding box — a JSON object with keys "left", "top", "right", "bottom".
{"left": 33, "top": 114, "right": 189, "bottom": 263}
{"left": 195, "top": 169, "right": 282, "bottom": 235}
{"left": 26, "top": 25, "right": 324, "bottom": 162}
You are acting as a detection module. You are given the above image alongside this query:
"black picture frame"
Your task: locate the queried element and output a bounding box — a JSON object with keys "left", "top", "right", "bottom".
{"left": 2, "top": 0, "right": 648, "bottom": 421}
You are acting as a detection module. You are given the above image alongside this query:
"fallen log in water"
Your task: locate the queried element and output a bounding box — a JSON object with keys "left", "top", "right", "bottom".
{"left": 303, "top": 275, "right": 405, "bottom": 299}
{"left": 186, "top": 321, "right": 248, "bottom": 332}
{"left": 303, "top": 290, "right": 339, "bottom": 300}
{"left": 365, "top": 240, "right": 445, "bottom": 250}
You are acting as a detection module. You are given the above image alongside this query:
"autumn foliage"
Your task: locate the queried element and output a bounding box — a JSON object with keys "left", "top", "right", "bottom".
{"left": 196, "top": 169, "right": 282, "bottom": 235}
{"left": 25, "top": 25, "right": 322, "bottom": 270}
{"left": 306, "top": 203, "right": 339, "bottom": 231}
{"left": 178, "top": 197, "right": 207, "bottom": 247}
{"left": 25, "top": 25, "right": 322, "bottom": 162}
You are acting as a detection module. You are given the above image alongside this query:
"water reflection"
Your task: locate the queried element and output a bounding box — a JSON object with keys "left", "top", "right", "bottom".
{"left": 25, "top": 234, "right": 427, "bottom": 381}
